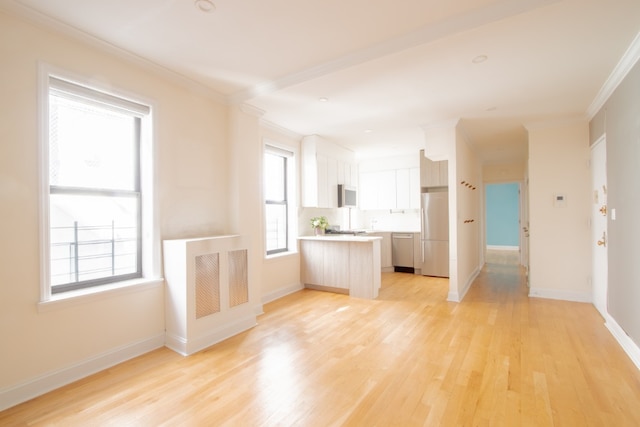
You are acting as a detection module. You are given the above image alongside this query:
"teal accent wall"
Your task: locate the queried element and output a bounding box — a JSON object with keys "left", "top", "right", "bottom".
{"left": 486, "top": 183, "right": 519, "bottom": 247}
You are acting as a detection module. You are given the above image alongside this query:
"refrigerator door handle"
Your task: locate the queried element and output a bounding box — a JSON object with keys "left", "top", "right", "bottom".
{"left": 420, "top": 207, "right": 424, "bottom": 263}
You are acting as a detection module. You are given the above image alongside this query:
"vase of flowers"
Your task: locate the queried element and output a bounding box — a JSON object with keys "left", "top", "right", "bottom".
{"left": 310, "top": 216, "right": 329, "bottom": 235}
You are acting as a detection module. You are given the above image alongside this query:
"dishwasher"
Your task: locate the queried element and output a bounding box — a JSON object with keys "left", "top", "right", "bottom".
{"left": 391, "top": 233, "right": 414, "bottom": 273}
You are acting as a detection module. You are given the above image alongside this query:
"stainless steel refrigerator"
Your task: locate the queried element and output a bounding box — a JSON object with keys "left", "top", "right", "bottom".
{"left": 421, "top": 190, "right": 449, "bottom": 277}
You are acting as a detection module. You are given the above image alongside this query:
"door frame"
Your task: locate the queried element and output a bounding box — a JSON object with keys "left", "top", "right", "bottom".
{"left": 591, "top": 135, "right": 608, "bottom": 317}
{"left": 483, "top": 181, "right": 524, "bottom": 265}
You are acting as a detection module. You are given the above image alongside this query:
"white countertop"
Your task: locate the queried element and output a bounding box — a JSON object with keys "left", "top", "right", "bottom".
{"left": 298, "top": 235, "right": 383, "bottom": 242}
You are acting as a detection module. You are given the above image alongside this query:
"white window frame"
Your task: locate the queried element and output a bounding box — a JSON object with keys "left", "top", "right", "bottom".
{"left": 38, "top": 65, "right": 160, "bottom": 305}
{"left": 263, "top": 141, "right": 297, "bottom": 258}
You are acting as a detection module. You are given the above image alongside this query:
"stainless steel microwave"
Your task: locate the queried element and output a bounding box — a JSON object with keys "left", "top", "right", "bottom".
{"left": 338, "top": 184, "right": 357, "bottom": 208}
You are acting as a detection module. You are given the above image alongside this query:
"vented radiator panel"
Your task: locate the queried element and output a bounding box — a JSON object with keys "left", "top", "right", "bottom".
{"left": 229, "top": 249, "right": 248, "bottom": 307}
{"left": 163, "top": 235, "right": 255, "bottom": 356}
{"left": 195, "top": 253, "right": 220, "bottom": 319}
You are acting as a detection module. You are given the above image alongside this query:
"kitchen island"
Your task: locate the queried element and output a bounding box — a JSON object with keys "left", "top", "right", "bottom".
{"left": 298, "top": 235, "right": 382, "bottom": 299}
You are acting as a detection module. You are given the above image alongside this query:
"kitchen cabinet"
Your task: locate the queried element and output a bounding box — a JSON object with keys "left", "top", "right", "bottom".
{"left": 410, "top": 168, "right": 420, "bottom": 208}
{"left": 340, "top": 160, "right": 358, "bottom": 189}
{"left": 396, "top": 169, "right": 410, "bottom": 209}
{"left": 420, "top": 150, "right": 448, "bottom": 188}
{"left": 396, "top": 168, "right": 421, "bottom": 209}
{"left": 360, "top": 168, "right": 419, "bottom": 210}
{"left": 311, "top": 154, "right": 339, "bottom": 208}
{"left": 300, "top": 239, "right": 324, "bottom": 285}
{"left": 323, "top": 240, "right": 350, "bottom": 289}
{"left": 358, "top": 172, "right": 376, "bottom": 209}
{"left": 378, "top": 170, "right": 397, "bottom": 208}
{"left": 359, "top": 170, "right": 396, "bottom": 210}
{"left": 300, "top": 239, "right": 349, "bottom": 289}
{"left": 302, "top": 136, "right": 357, "bottom": 208}
{"left": 316, "top": 155, "right": 329, "bottom": 208}
{"left": 299, "top": 236, "right": 382, "bottom": 299}
{"left": 370, "top": 232, "right": 392, "bottom": 272}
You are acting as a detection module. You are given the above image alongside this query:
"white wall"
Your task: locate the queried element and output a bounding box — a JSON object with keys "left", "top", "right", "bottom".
{"left": 483, "top": 162, "right": 526, "bottom": 183}
{"left": 590, "top": 58, "right": 640, "bottom": 352}
{"left": 450, "top": 128, "right": 483, "bottom": 301}
{"left": 228, "top": 105, "right": 265, "bottom": 316}
{"left": 0, "top": 10, "right": 230, "bottom": 408}
{"left": 424, "top": 123, "right": 457, "bottom": 161}
{"left": 527, "top": 122, "right": 591, "bottom": 301}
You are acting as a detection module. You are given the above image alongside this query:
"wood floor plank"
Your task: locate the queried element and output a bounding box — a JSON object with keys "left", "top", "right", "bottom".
{"left": 2, "top": 264, "right": 640, "bottom": 426}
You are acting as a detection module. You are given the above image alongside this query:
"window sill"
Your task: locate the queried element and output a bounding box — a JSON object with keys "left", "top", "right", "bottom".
{"left": 38, "top": 277, "right": 164, "bottom": 313}
{"left": 265, "top": 250, "right": 299, "bottom": 262}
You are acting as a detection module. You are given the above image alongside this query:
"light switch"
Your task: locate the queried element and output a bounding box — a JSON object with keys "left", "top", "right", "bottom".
{"left": 611, "top": 208, "right": 616, "bottom": 220}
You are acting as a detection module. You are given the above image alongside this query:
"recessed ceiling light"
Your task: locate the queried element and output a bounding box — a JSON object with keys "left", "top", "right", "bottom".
{"left": 472, "top": 55, "right": 488, "bottom": 64}
{"left": 319, "top": 97, "right": 329, "bottom": 102}
{"left": 364, "top": 129, "right": 373, "bottom": 133}
{"left": 194, "top": 0, "right": 215, "bottom": 13}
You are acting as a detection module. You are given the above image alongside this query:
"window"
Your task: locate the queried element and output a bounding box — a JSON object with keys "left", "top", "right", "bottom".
{"left": 44, "top": 76, "right": 151, "bottom": 294}
{"left": 264, "top": 145, "right": 294, "bottom": 255}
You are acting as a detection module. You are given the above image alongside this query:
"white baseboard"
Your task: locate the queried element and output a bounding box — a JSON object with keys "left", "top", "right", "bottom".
{"left": 447, "top": 290, "right": 460, "bottom": 302}
{"left": 448, "top": 267, "right": 480, "bottom": 302}
{"left": 529, "top": 287, "right": 592, "bottom": 303}
{"left": 164, "top": 315, "right": 257, "bottom": 356}
{"left": 0, "top": 334, "right": 164, "bottom": 412}
{"left": 460, "top": 267, "right": 480, "bottom": 301}
{"left": 261, "top": 282, "right": 304, "bottom": 305}
{"left": 605, "top": 315, "right": 640, "bottom": 371}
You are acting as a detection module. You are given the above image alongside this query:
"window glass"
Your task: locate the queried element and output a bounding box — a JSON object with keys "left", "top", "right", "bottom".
{"left": 46, "top": 78, "right": 145, "bottom": 293}
{"left": 264, "top": 152, "right": 285, "bottom": 201}
{"left": 265, "top": 204, "right": 287, "bottom": 253}
{"left": 49, "top": 95, "right": 138, "bottom": 191}
{"left": 49, "top": 194, "right": 139, "bottom": 286}
{"left": 264, "top": 147, "right": 292, "bottom": 255}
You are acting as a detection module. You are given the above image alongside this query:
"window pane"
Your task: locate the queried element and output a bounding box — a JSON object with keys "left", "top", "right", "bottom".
{"left": 49, "top": 95, "right": 137, "bottom": 191}
{"left": 50, "top": 193, "right": 139, "bottom": 286}
{"left": 264, "top": 153, "right": 285, "bottom": 201}
{"left": 265, "top": 203, "right": 287, "bottom": 253}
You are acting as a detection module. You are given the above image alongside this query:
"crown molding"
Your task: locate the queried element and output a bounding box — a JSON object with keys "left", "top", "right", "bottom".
{"left": 259, "top": 119, "right": 303, "bottom": 141}
{"left": 1, "top": 2, "right": 228, "bottom": 105}
{"left": 587, "top": 31, "right": 640, "bottom": 120}
{"left": 239, "top": 103, "right": 265, "bottom": 118}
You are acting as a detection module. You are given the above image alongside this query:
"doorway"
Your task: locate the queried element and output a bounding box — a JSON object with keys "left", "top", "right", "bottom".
{"left": 485, "top": 182, "right": 520, "bottom": 265}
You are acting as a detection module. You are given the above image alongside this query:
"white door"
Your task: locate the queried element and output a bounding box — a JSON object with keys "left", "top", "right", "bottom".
{"left": 591, "top": 137, "right": 608, "bottom": 318}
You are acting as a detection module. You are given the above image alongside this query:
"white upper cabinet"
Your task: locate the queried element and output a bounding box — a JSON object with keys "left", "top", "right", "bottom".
{"left": 409, "top": 167, "right": 420, "bottom": 208}
{"left": 359, "top": 155, "right": 421, "bottom": 210}
{"left": 360, "top": 170, "right": 396, "bottom": 210}
{"left": 316, "top": 154, "right": 330, "bottom": 207}
{"left": 301, "top": 135, "right": 357, "bottom": 208}
{"left": 396, "top": 169, "right": 411, "bottom": 209}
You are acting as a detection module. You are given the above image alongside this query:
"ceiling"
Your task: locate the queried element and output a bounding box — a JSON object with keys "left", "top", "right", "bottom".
{"left": 4, "top": 0, "right": 640, "bottom": 162}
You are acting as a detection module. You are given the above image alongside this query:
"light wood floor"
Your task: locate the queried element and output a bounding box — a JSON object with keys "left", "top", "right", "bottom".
{"left": 485, "top": 248, "right": 521, "bottom": 265}
{"left": 3, "top": 264, "right": 640, "bottom": 426}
